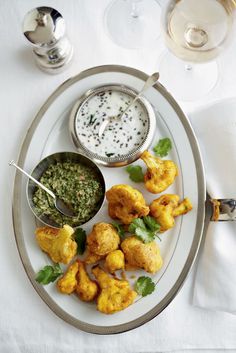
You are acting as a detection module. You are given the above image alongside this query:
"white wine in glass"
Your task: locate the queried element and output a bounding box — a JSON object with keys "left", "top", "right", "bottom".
{"left": 159, "top": 0, "right": 235, "bottom": 101}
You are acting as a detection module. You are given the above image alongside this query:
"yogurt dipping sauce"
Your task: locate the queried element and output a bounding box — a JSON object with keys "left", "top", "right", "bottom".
{"left": 75, "top": 89, "right": 150, "bottom": 158}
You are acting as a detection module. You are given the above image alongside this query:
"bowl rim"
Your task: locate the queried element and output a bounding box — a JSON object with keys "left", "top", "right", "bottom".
{"left": 69, "top": 83, "right": 157, "bottom": 167}
{"left": 26, "top": 151, "right": 106, "bottom": 229}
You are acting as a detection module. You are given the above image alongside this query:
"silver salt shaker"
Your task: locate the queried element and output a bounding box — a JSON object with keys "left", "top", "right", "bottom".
{"left": 23, "top": 6, "right": 73, "bottom": 73}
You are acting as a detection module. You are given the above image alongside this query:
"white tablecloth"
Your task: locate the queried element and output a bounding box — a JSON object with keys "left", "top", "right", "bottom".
{"left": 1, "top": 0, "right": 236, "bottom": 352}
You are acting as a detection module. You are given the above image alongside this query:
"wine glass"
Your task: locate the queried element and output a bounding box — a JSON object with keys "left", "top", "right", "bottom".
{"left": 104, "top": 0, "right": 161, "bottom": 49}
{"left": 158, "top": 0, "right": 235, "bottom": 101}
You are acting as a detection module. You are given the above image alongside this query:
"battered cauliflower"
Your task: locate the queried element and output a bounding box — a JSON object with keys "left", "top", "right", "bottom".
{"left": 150, "top": 194, "right": 193, "bottom": 232}
{"left": 105, "top": 250, "right": 125, "bottom": 273}
{"left": 85, "top": 223, "right": 120, "bottom": 264}
{"left": 141, "top": 150, "right": 178, "bottom": 194}
{"left": 75, "top": 261, "right": 98, "bottom": 302}
{"left": 92, "top": 266, "right": 137, "bottom": 314}
{"left": 85, "top": 252, "right": 103, "bottom": 265}
{"left": 35, "top": 224, "right": 77, "bottom": 264}
{"left": 57, "top": 260, "right": 98, "bottom": 302}
{"left": 121, "top": 236, "right": 163, "bottom": 274}
{"left": 57, "top": 261, "right": 79, "bottom": 294}
{"left": 106, "top": 184, "right": 149, "bottom": 224}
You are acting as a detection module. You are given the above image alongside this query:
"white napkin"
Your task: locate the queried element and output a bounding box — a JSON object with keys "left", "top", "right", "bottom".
{"left": 190, "top": 98, "right": 236, "bottom": 313}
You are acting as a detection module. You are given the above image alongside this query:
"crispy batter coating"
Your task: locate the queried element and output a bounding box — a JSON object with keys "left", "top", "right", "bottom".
{"left": 92, "top": 266, "right": 137, "bottom": 314}
{"left": 85, "top": 252, "right": 103, "bottom": 265}
{"left": 106, "top": 184, "right": 149, "bottom": 224}
{"left": 121, "top": 236, "right": 163, "bottom": 274}
{"left": 86, "top": 222, "right": 120, "bottom": 258}
{"left": 75, "top": 261, "right": 98, "bottom": 302}
{"left": 141, "top": 151, "right": 178, "bottom": 194}
{"left": 105, "top": 250, "right": 125, "bottom": 273}
{"left": 150, "top": 194, "right": 193, "bottom": 232}
{"left": 35, "top": 224, "right": 77, "bottom": 264}
{"left": 57, "top": 261, "right": 79, "bottom": 294}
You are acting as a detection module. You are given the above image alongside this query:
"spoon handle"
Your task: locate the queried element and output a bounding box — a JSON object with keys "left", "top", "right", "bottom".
{"left": 139, "top": 72, "right": 160, "bottom": 95}
{"left": 9, "top": 160, "right": 56, "bottom": 199}
{"left": 119, "top": 72, "right": 160, "bottom": 119}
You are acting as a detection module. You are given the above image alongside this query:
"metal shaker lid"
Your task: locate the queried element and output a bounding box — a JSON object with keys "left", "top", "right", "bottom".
{"left": 23, "top": 7, "right": 65, "bottom": 47}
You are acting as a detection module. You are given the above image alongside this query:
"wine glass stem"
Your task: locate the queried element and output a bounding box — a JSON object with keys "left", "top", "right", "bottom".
{"left": 185, "top": 63, "right": 193, "bottom": 71}
{"left": 130, "top": 0, "right": 140, "bottom": 18}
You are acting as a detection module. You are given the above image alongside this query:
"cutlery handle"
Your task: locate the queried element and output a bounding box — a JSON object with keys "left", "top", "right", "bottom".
{"left": 210, "top": 198, "right": 236, "bottom": 221}
{"left": 9, "top": 160, "right": 56, "bottom": 199}
{"left": 119, "top": 72, "right": 159, "bottom": 119}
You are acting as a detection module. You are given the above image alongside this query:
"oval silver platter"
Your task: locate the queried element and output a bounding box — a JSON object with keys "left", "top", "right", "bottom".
{"left": 12, "top": 65, "right": 206, "bottom": 335}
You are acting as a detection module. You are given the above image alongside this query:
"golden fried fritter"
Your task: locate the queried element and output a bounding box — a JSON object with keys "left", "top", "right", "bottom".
{"left": 85, "top": 252, "right": 103, "bottom": 265}
{"left": 141, "top": 151, "right": 178, "bottom": 194}
{"left": 35, "top": 224, "right": 77, "bottom": 264}
{"left": 121, "top": 236, "right": 163, "bottom": 274}
{"left": 92, "top": 266, "right": 137, "bottom": 314}
{"left": 86, "top": 222, "right": 120, "bottom": 258}
{"left": 150, "top": 194, "right": 192, "bottom": 232}
{"left": 57, "top": 261, "right": 79, "bottom": 294}
{"left": 75, "top": 261, "right": 98, "bottom": 302}
{"left": 106, "top": 184, "right": 149, "bottom": 224}
{"left": 105, "top": 250, "right": 125, "bottom": 273}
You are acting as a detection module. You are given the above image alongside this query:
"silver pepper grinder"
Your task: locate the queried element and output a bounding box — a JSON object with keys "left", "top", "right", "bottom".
{"left": 23, "top": 7, "right": 73, "bottom": 73}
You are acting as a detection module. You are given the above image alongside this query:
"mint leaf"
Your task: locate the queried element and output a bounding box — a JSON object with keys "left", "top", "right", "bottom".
{"left": 153, "top": 138, "right": 172, "bottom": 157}
{"left": 112, "top": 222, "right": 125, "bottom": 238}
{"left": 126, "top": 165, "right": 144, "bottom": 182}
{"left": 135, "top": 276, "right": 155, "bottom": 297}
{"left": 74, "top": 228, "right": 87, "bottom": 255}
{"left": 35, "top": 264, "right": 63, "bottom": 285}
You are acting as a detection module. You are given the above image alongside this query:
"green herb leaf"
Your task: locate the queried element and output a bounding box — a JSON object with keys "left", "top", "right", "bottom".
{"left": 128, "top": 218, "right": 146, "bottom": 235}
{"left": 153, "top": 138, "right": 172, "bottom": 157}
{"left": 143, "top": 216, "right": 161, "bottom": 232}
{"left": 35, "top": 264, "right": 63, "bottom": 285}
{"left": 135, "top": 227, "right": 155, "bottom": 243}
{"left": 135, "top": 276, "right": 155, "bottom": 297}
{"left": 88, "top": 114, "right": 97, "bottom": 125}
{"left": 126, "top": 165, "right": 144, "bottom": 182}
{"left": 112, "top": 222, "right": 126, "bottom": 238}
{"left": 74, "top": 228, "right": 87, "bottom": 255}
{"left": 128, "top": 217, "right": 161, "bottom": 243}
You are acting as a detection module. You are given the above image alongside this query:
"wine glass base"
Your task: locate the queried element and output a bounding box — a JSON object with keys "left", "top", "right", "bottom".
{"left": 158, "top": 52, "right": 219, "bottom": 102}
{"left": 104, "top": 0, "right": 161, "bottom": 49}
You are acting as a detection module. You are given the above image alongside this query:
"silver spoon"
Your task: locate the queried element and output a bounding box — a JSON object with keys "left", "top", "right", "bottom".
{"left": 98, "top": 72, "right": 160, "bottom": 138}
{"left": 9, "top": 160, "right": 75, "bottom": 217}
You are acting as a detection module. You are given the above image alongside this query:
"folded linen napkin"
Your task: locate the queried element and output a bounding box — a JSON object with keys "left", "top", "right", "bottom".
{"left": 190, "top": 98, "right": 236, "bottom": 313}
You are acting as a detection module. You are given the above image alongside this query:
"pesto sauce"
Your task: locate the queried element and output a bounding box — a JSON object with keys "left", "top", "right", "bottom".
{"left": 33, "top": 162, "right": 104, "bottom": 227}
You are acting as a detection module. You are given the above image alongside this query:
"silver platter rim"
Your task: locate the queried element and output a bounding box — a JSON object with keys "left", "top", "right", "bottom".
{"left": 12, "top": 64, "right": 206, "bottom": 335}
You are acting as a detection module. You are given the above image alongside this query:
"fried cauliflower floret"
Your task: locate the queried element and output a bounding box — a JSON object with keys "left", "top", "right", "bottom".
{"left": 57, "top": 261, "right": 79, "bottom": 294}
{"left": 92, "top": 266, "right": 137, "bottom": 314}
{"left": 75, "top": 261, "right": 98, "bottom": 302}
{"left": 106, "top": 184, "right": 149, "bottom": 225}
{"left": 150, "top": 194, "right": 193, "bottom": 232}
{"left": 85, "top": 252, "right": 103, "bottom": 265}
{"left": 35, "top": 225, "right": 77, "bottom": 264}
{"left": 86, "top": 223, "right": 120, "bottom": 259}
{"left": 141, "top": 150, "right": 178, "bottom": 194}
{"left": 105, "top": 250, "right": 125, "bottom": 273}
{"left": 121, "top": 236, "right": 163, "bottom": 274}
